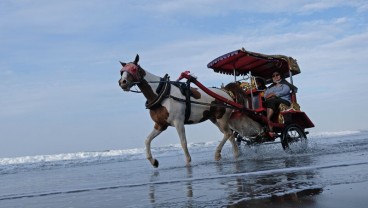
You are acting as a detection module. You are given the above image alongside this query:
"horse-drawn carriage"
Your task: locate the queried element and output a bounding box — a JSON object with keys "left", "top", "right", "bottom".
{"left": 206, "top": 48, "right": 314, "bottom": 149}
{"left": 118, "top": 48, "right": 314, "bottom": 168}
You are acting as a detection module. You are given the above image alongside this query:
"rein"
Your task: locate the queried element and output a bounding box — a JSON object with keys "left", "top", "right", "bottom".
{"left": 169, "top": 95, "right": 237, "bottom": 109}
{"left": 127, "top": 84, "right": 143, "bottom": 93}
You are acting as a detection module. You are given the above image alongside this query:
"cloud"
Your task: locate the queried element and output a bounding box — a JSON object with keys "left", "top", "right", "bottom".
{"left": 357, "top": 3, "right": 368, "bottom": 12}
{"left": 1, "top": 0, "right": 368, "bottom": 157}
{"left": 149, "top": 0, "right": 367, "bottom": 15}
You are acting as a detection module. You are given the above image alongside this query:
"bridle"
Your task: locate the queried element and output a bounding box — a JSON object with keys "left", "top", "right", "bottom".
{"left": 120, "top": 63, "right": 173, "bottom": 108}
{"left": 120, "top": 63, "right": 145, "bottom": 92}
{"left": 120, "top": 63, "right": 144, "bottom": 81}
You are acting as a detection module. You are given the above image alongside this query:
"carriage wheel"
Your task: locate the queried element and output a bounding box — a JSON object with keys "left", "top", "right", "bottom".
{"left": 281, "top": 124, "right": 307, "bottom": 151}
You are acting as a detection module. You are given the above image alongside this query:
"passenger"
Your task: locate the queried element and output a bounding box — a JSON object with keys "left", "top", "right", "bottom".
{"left": 264, "top": 71, "right": 296, "bottom": 136}
{"left": 252, "top": 77, "right": 266, "bottom": 109}
{"left": 255, "top": 77, "right": 266, "bottom": 90}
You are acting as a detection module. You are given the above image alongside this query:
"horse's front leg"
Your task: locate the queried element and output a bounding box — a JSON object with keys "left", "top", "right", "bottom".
{"left": 174, "top": 122, "right": 191, "bottom": 165}
{"left": 145, "top": 128, "right": 162, "bottom": 168}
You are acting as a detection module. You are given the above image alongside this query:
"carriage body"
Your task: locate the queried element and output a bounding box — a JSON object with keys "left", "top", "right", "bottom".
{"left": 207, "top": 48, "right": 314, "bottom": 149}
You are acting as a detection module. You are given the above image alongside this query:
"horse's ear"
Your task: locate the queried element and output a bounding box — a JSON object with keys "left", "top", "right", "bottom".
{"left": 134, "top": 54, "right": 139, "bottom": 65}
{"left": 120, "top": 61, "right": 126, "bottom": 67}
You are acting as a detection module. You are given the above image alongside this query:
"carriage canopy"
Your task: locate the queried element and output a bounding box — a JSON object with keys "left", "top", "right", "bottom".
{"left": 207, "top": 48, "right": 301, "bottom": 83}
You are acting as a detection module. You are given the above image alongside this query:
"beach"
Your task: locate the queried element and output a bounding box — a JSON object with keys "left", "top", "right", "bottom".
{"left": 1, "top": 131, "right": 368, "bottom": 207}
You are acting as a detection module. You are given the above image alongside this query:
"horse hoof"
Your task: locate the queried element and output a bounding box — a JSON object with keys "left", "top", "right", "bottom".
{"left": 234, "top": 151, "right": 240, "bottom": 159}
{"left": 153, "top": 159, "right": 159, "bottom": 168}
{"left": 215, "top": 154, "right": 222, "bottom": 161}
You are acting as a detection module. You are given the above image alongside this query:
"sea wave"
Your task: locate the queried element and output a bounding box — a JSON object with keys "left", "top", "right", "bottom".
{"left": 0, "top": 141, "right": 219, "bottom": 175}
{"left": 308, "top": 130, "right": 361, "bottom": 138}
{"left": 0, "top": 130, "right": 364, "bottom": 174}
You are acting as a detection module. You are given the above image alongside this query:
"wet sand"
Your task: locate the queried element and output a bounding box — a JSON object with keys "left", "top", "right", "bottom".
{"left": 230, "top": 181, "right": 368, "bottom": 208}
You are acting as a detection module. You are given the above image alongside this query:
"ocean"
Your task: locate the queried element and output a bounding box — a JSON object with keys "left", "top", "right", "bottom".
{"left": 1, "top": 130, "right": 368, "bottom": 207}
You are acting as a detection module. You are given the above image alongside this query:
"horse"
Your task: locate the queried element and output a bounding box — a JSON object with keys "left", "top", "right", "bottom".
{"left": 223, "top": 83, "right": 264, "bottom": 140}
{"left": 118, "top": 54, "right": 240, "bottom": 168}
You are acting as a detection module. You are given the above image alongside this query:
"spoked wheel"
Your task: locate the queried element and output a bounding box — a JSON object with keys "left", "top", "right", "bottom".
{"left": 281, "top": 124, "right": 307, "bottom": 151}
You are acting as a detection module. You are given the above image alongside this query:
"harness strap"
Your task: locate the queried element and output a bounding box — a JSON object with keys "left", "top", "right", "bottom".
{"left": 184, "top": 79, "right": 191, "bottom": 123}
{"left": 145, "top": 74, "right": 171, "bottom": 109}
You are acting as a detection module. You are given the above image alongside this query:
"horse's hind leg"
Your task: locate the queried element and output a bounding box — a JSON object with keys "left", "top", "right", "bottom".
{"left": 215, "top": 135, "right": 228, "bottom": 161}
{"left": 228, "top": 133, "right": 239, "bottom": 159}
{"left": 215, "top": 130, "right": 239, "bottom": 161}
{"left": 145, "top": 128, "right": 162, "bottom": 168}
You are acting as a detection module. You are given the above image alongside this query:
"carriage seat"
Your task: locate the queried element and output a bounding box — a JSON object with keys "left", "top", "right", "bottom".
{"left": 278, "top": 91, "right": 300, "bottom": 123}
{"left": 245, "top": 89, "right": 266, "bottom": 112}
{"left": 242, "top": 82, "right": 299, "bottom": 116}
{"left": 249, "top": 90, "right": 301, "bottom": 123}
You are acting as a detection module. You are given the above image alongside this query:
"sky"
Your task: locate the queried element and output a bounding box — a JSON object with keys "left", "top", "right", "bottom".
{"left": 1, "top": 0, "right": 368, "bottom": 158}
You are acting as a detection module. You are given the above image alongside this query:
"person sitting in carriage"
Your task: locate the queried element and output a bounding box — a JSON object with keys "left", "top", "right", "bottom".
{"left": 255, "top": 77, "right": 266, "bottom": 90}
{"left": 264, "top": 70, "right": 297, "bottom": 136}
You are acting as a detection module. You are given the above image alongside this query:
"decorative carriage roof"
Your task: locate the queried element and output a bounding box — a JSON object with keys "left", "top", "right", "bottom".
{"left": 207, "top": 48, "right": 301, "bottom": 82}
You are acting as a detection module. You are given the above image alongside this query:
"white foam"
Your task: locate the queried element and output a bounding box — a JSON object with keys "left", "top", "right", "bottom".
{"left": 0, "top": 148, "right": 145, "bottom": 166}
{"left": 308, "top": 130, "right": 361, "bottom": 138}
{"left": 0, "top": 142, "right": 218, "bottom": 170}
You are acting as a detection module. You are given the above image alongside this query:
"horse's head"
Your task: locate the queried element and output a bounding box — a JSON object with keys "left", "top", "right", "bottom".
{"left": 118, "top": 54, "right": 146, "bottom": 91}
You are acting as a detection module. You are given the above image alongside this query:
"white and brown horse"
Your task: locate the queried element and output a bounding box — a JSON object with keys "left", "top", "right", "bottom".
{"left": 118, "top": 55, "right": 241, "bottom": 168}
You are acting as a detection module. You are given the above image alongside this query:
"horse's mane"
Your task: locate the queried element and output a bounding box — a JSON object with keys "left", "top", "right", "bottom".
{"left": 223, "top": 82, "right": 248, "bottom": 106}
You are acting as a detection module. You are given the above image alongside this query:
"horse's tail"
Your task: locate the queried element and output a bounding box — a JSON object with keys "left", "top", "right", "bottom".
{"left": 223, "top": 82, "right": 248, "bottom": 107}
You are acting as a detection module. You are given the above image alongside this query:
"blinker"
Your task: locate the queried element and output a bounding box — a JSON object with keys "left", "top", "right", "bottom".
{"left": 121, "top": 64, "right": 140, "bottom": 80}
